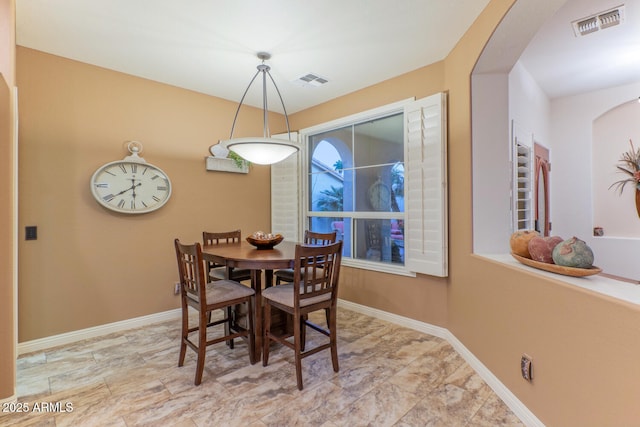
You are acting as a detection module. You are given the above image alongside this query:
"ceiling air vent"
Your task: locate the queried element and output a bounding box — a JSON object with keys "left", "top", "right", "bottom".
{"left": 572, "top": 5, "right": 625, "bottom": 37}
{"left": 294, "top": 73, "right": 329, "bottom": 87}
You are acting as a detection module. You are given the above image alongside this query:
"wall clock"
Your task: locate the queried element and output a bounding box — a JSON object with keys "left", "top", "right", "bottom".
{"left": 368, "top": 178, "right": 391, "bottom": 211}
{"left": 90, "top": 141, "right": 172, "bottom": 214}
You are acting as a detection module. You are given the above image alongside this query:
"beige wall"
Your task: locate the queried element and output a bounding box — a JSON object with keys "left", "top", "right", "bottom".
{"left": 11, "top": 0, "right": 640, "bottom": 424}
{"left": 0, "top": 0, "right": 15, "bottom": 402}
{"left": 16, "top": 47, "right": 282, "bottom": 340}
{"left": 0, "top": 78, "right": 15, "bottom": 400}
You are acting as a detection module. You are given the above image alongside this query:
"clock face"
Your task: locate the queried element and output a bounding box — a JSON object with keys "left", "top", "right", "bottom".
{"left": 368, "top": 180, "right": 391, "bottom": 211}
{"left": 90, "top": 160, "right": 172, "bottom": 214}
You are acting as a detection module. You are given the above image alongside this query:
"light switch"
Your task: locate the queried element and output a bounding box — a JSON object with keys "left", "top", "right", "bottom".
{"left": 25, "top": 226, "right": 37, "bottom": 240}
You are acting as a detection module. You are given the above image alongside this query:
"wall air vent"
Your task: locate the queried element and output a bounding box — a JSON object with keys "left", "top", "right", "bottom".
{"left": 572, "top": 5, "right": 625, "bottom": 37}
{"left": 293, "top": 73, "right": 329, "bottom": 87}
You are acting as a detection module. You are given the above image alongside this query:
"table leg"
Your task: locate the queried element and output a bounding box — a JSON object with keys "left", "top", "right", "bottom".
{"left": 224, "top": 265, "right": 233, "bottom": 347}
{"left": 264, "top": 269, "right": 274, "bottom": 288}
{"left": 252, "top": 269, "right": 263, "bottom": 361}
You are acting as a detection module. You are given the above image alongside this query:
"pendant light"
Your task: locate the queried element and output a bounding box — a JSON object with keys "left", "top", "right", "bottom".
{"left": 217, "top": 52, "right": 298, "bottom": 165}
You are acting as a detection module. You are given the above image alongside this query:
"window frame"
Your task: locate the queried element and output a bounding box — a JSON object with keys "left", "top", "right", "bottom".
{"left": 272, "top": 94, "right": 447, "bottom": 277}
{"left": 300, "top": 100, "right": 411, "bottom": 275}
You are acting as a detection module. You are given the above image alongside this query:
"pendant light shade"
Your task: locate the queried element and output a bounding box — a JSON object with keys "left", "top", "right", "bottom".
{"left": 223, "top": 138, "right": 298, "bottom": 165}
{"left": 219, "top": 52, "right": 298, "bottom": 165}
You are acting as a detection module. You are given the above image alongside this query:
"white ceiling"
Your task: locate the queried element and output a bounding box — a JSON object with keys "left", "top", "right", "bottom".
{"left": 519, "top": 0, "right": 640, "bottom": 99}
{"left": 15, "top": 0, "right": 640, "bottom": 115}
{"left": 15, "top": 0, "right": 490, "bottom": 114}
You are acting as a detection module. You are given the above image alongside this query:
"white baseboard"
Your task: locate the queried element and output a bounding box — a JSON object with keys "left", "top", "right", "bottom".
{"left": 17, "top": 309, "right": 181, "bottom": 355}
{"left": 337, "top": 299, "right": 544, "bottom": 427}
{"left": 0, "top": 393, "right": 17, "bottom": 405}
{"left": 16, "top": 302, "right": 542, "bottom": 426}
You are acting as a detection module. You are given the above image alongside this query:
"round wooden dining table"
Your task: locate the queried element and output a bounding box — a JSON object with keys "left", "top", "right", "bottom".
{"left": 201, "top": 240, "right": 298, "bottom": 360}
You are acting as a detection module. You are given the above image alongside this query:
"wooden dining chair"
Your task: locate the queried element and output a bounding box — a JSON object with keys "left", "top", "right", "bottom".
{"left": 174, "top": 239, "right": 256, "bottom": 385}
{"left": 274, "top": 230, "right": 337, "bottom": 285}
{"left": 202, "top": 230, "right": 252, "bottom": 283}
{"left": 203, "top": 230, "right": 253, "bottom": 348}
{"left": 274, "top": 230, "right": 338, "bottom": 350}
{"left": 262, "top": 240, "right": 343, "bottom": 390}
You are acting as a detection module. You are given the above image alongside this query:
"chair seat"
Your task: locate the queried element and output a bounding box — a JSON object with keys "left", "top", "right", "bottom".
{"left": 262, "top": 283, "right": 330, "bottom": 308}
{"left": 209, "top": 266, "right": 252, "bottom": 281}
{"left": 187, "top": 279, "right": 254, "bottom": 304}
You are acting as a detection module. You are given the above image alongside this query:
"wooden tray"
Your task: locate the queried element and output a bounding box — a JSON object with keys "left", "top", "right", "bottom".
{"left": 246, "top": 234, "right": 284, "bottom": 250}
{"left": 511, "top": 253, "right": 602, "bottom": 277}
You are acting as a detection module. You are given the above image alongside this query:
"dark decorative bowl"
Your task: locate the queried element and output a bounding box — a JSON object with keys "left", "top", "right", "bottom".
{"left": 246, "top": 234, "right": 284, "bottom": 249}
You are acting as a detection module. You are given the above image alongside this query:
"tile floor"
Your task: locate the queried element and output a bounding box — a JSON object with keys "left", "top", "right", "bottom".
{"left": 2, "top": 309, "right": 525, "bottom": 426}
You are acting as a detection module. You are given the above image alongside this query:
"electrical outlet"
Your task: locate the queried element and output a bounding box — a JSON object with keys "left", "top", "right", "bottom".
{"left": 174, "top": 282, "right": 181, "bottom": 295}
{"left": 521, "top": 354, "right": 533, "bottom": 382}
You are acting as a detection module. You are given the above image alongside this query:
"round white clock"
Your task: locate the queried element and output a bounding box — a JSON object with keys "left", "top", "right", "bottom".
{"left": 90, "top": 142, "right": 172, "bottom": 214}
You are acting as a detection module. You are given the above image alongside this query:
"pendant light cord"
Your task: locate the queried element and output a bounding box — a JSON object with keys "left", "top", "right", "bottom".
{"left": 228, "top": 68, "right": 261, "bottom": 139}
{"left": 227, "top": 56, "right": 292, "bottom": 140}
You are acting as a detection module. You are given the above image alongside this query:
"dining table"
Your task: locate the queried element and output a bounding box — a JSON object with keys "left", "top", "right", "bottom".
{"left": 201, "top": 240, "right": 298, "bottom": 360}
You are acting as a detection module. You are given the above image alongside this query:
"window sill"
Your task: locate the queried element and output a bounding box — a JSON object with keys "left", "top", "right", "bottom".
{"left": 477, "top": 254, "right": 640, "bottom": 306}
{"left": 342, "top": 258, "right": 416, "bottom": 277}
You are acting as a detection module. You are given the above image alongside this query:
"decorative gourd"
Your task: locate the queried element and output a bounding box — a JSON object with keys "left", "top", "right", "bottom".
{"left": 528, "top": 236, "right": 564, "bottom": 264}
{"left": 509, "top": 230, "right": 540, "bottom": 258}
{"left": 552, "top": 237, "right": 594, "bottom": 268}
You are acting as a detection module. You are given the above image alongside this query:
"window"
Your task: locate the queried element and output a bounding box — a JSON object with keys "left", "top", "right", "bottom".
{"left": 307, "top": 113, "right": 405, "bottom": 267}
{"left": 272, "top": 94, "right": 447, "bottom": 277}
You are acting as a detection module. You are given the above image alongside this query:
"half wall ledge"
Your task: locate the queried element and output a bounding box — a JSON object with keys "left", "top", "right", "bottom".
{"left": 477, "top": 254, "right": 640, "bottom": 306}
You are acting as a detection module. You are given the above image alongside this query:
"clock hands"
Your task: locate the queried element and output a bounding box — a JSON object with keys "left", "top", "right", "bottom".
{"left": 114, "top": 180, "right": 141, "bottom": 197}
{"left": 130, "top": 179, "right": 139, "bottom": 200}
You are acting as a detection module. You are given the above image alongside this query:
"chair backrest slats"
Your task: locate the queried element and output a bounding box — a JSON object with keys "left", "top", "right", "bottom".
{"left": 174, "top": 239, "right": 207, "bottom": 305}
{"left": 203, "top": 229, "right": 243, "bottom": 246}
{"left": 202, "top": 230, "right": 242, "bottom": 269}
{"left": 304, "top": 230, "right": 337, "bottom": 245}
{"left": 293, "top": 241, "right": 342, "bottom": 305}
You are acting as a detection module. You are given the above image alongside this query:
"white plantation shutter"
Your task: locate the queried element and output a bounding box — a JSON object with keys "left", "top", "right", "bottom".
{"left": 404, "top": 93, "right": 448, "bottom": 277}
{"left": 513, "top": 142, "right": 533, "bottom": 231}
{"left": 271, "top": 132, "right": 300, "bottom": 242}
